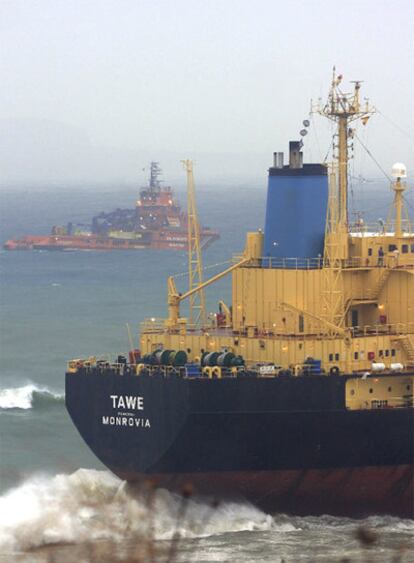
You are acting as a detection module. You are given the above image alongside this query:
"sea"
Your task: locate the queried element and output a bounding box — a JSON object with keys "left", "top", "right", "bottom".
{"left": 0, "top": 181, "right": 413, "bottom": 563}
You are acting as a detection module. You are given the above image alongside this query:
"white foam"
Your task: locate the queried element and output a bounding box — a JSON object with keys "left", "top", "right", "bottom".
{"left": 0, "top": 384, "right": 63, "bottom": 409}
{"left": 0, "top": 469, "right": 282, "bottom": 552}
{"left": 1, "top": 469, "right": 411, "bottom": 555}
{"left": 363, "top": 515, "right": 414, "bottom": 533}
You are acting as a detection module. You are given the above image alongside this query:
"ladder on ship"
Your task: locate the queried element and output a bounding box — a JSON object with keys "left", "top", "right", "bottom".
{"left": 340, "top": 268, "right": 392, "bottom": 324}
{"left": 392, "top": 335, "right": 414, "bottom": 367}
{"left": 367, "top": 268, "right": 391, "bottom": 300}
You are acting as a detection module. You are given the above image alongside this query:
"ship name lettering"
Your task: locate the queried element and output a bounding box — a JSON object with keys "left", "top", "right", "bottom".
{"left": 102, "top": 415, "right": 151, "bottom": 428}
{"left": 110, "top": 395, "right": 144, "bottom": 410}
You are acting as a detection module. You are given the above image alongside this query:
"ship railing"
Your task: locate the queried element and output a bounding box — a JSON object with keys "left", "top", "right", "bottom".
{"left": 67, "top": 355, "right": 115, "bottom": 373}
{"left": 140, "top": 319, "right": 229, "bottom": 335}
{"left": 236, "top": 256, "right": 364, "bottom": 269}
{"left": 349, "top": 219, "right": 413, "bottom": 236}
{"left": 230, "top": 321, "right": 414, "bottom": 341}
{"left": 235, "top": 256, "right": 325, "bottom": 269}
{"left": 328, "top": 257, "right": 398, "bottom": 269}
{"left": 140, "top": 316, "right": 414, "bottom": 339}
{"left": 277, "top": 321, "right": 414, "bottom": 337}
{"left": 140, "top": 318, "right": 166, "bottom": 332}
{"left": 349, "top": 322, "right": 414, "bottom": 337}
{"left": 234, "top": 255, "right": 413, "bottom": 270}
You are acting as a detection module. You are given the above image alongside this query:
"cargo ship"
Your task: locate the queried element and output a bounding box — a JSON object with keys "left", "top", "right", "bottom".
{"left": 66, "top": 73, "right": 414, "bottom": 517}
{"left": 3, "top": 162, "right": 219, "bottom": 251}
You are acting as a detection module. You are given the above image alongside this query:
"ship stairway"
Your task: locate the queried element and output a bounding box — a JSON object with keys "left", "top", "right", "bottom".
{"left": 366, "top": 268, "right": 391, "bottom": 300}
{"left": 392, "top": 335, "right": 414, "bottom": 367}
{"left": 340, "top": 269, "right": 391, "bottom": 326}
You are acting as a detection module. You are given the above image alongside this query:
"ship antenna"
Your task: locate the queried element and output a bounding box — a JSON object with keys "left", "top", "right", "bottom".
{"left": 182, "top": 160, "right": 206, "bottom": 327}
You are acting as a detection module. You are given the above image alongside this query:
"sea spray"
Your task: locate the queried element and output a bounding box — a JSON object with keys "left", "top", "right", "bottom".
{"left": 0, "top": 384, "right": 64, "bottom": 410}
{"left": 0, "top": 469, "right": 278, "bottom": 553}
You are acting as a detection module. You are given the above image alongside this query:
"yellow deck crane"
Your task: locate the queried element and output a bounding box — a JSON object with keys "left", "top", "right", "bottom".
{"left": 182, "top": 160, "right": 206, "bottom": 327}
{"left": 166, "top": 160, "right": 251, "bottom": 329}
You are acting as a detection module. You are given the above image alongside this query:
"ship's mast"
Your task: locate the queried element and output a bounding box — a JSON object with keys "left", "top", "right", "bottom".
{"left": 317, "top": 68, "right": 375, "bottom": 260}
{"left": 182, "top": 160, "right": 206, "bottom": 326}
{"left": 149, "top": 161, "right": 162, "bottom": 192}
{"left": 316, "top": 71, "right": 375, "bottom": 341}
{"left": 394, "top": 177, "right": 405, "bottom": 238}
{"left": 391, "top": 163, "right": 411, "bottom": 237}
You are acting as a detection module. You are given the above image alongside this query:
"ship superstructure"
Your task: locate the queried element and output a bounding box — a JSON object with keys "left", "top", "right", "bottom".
{"left": 142, "top": 74, "right": 413, "bottom": 377}
{"left": 92, "top": 162, "right": 183, "bottom": 235}
{"left": 66, "top": 73, "right": 413, "bottom": 517}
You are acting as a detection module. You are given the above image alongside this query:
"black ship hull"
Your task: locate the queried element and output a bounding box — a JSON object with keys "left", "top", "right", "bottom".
{"left": 65, "top": 372, "right": 414, "bottom": 517}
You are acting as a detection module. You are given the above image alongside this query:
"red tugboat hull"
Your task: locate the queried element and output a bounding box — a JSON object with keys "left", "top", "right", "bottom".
{"left": 4, "top": 229, "right": 219, "bottom": 251}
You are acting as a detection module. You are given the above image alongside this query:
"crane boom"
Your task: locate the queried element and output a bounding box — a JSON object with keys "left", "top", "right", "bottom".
{"left": 182, "top": 160, "right": 206, "bottom": 326}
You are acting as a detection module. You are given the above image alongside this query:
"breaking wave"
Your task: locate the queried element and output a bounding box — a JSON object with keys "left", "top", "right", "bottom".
{"left": 0, "top": 384, "right": 64, "bottom": 410}
{"left": 0, "top": 469, "right": 279, "bottom": 552}
{"left": 0, "top": 469, "right": 413, "bottom": 557}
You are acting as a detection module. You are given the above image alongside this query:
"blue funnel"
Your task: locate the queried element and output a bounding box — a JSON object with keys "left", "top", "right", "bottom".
{"left": 263, "top": 142, "right": 328, "bottom": 267}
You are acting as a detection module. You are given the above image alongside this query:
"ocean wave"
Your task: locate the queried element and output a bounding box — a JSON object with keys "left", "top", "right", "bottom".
{"left": 0, "top": 469, "right": 412, "bottom": 556}
{"left": 284, "top": 512, "right": 414, "bottom": 534}
{"left": 0, "top": 384, "right": 64, "bottom": 410}
{"left": 0, "top": 469, "right": 280, "bottom": 552}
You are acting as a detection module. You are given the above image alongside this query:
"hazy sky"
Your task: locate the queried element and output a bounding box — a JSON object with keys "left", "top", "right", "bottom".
{"left": 1, "top": 0, "right": 413, "bottom": 186}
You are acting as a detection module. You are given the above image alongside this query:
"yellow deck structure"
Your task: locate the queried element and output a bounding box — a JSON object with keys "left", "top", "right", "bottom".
{"left": 140, "top": 73, "right": 414, "bottom": 377}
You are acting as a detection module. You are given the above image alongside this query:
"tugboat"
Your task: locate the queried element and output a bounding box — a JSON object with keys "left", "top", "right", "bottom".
{"left": 66, "top": 73, "right": 413, "bottom": 517}
{"left": 3, "top": 162, "right": 219, "bottom": 251}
